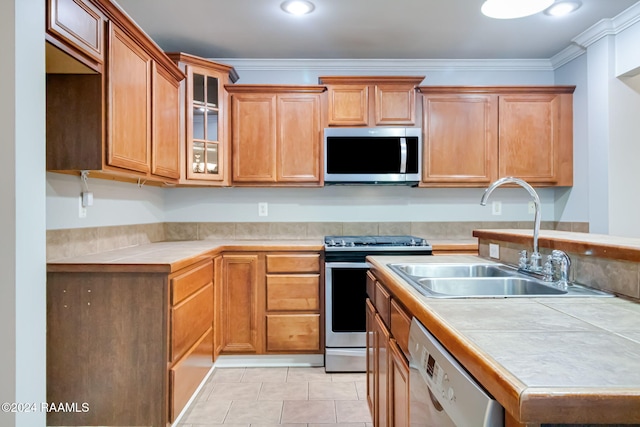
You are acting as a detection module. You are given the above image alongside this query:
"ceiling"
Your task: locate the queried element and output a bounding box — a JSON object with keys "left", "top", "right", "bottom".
{"left": 115, "top": 0, "right": 638, "bottom": 60}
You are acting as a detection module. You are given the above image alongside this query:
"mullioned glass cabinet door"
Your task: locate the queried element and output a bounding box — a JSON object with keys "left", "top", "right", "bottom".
{"left": 187, "top": 67, "right": 224, "bottom": 181}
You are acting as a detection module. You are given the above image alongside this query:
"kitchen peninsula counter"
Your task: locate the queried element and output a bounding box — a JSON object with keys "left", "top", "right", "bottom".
{"left": 367, "top": 254, "right": 640, "bottom": 426}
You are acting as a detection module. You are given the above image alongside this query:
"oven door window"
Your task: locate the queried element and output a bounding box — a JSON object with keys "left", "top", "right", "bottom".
{"left": 330, "top": 267, "right": 367, "bottom": 332}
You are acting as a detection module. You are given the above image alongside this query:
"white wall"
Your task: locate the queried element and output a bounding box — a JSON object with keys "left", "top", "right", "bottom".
{"left": 164, "top": 186, "right": 556, "bottom": 222}
{"left": 0, "top": 0, "right": 47, "bottom": 425}
{"left": 46, "top": 173, "right": 165, "bottom": 230}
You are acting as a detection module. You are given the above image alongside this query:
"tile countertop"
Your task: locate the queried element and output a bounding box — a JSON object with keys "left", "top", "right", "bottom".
{"left": 367, "top": 254, "right": 640, "bottom": 425}
{"left": 46, "top": 239, "right": 325, "bottom": 273}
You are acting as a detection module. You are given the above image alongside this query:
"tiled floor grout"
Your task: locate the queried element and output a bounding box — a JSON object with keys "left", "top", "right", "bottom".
{"left": 178, "top": 366, "right": 372, "bottom": 426}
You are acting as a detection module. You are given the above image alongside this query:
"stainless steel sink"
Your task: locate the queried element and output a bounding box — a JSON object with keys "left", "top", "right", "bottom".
{"left": 387, "top": 262, "right": 614, "bottom": 298}
{"left": 415, "top": 277, "right": 566, "bottom": 297}
{"left": 390, "top": 263, "right": 515, "bottom": 278}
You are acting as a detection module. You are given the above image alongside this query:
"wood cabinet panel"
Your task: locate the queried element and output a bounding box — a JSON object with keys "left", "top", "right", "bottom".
{"left": 366, "top": 298, "right": 376, "bottom": 415}
{"left": 277, "top": 94, "right": 322, "bottom": 182}
{"left": 266, "top": 274, "right": 320, "bottom": 311}
{"left": 422, "top": 93, "right": 498, "bottom": 184}
{"left": 152, "top": 62, "right": 181, "bottom": 180}
{"left": 374, "top": 313, "right": 390, "bottom": 427}
{"left": 47, "top": 0, "right": 105, "bottom": 66}
{"left": 375, "top": 84, "right": 417, "bottom": 126}
{"left": 171, "top": 260, "right": 213, "bottom": 305}
{"left": 375, "top": 280, "right": 391, "bottom": 328}
{"left": 107, "top": 24, "right": 151, "bottom": 174}
{"left": 266, "top": 314, "right": 320, "bottom": 351}
{"left": 389, "top": 338, "right": 410, "bottom": 427}
{"left": 231, "top": 93, "right": 277, "bottom": 182}
{"left": 170, "top": 327, "right": 213, "bottom": 422}
{"left": 266, "top": 253, "right": 320, "bottom": 273}
{"left": 498, "top": 94, "right": 560, "bottom": 183}
{"left": 366, "top": 271, "right": 377, "bottom": 302}
{"left": 390, "top": 298, "right": 411, "bottom": 358}
{"left": 221, "top": 254, "right": 262, "bottom": 353}
{"left": 171, "top": 282, "right": 214, "bottom": 362}
{"left": 213, "top": 255, "right": 224, "bottom": 359}
{"left": 326, "top": 84, "right": 369, "bottom": 126}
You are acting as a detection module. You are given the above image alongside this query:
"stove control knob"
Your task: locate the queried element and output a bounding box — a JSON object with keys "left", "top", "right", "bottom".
{"left": 340, "top": 239, "right": 346, "bottom": 247}
{"left": 410, "top": 238, "right": 417, "bottom": 246}
{"left": 348, "top": 241, "right": 355, "bottom": 247}
{"left": 328, "top": 239, "right": 336, "bottom": 246}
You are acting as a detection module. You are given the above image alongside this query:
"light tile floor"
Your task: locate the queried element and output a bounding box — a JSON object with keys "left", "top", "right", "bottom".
{"left": 178, "top": 367, "right": 373, "bottom": 427}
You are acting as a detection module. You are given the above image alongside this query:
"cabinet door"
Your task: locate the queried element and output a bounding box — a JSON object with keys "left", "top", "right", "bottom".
{"left": 107, "top": 24, "right": 151, "bottom": 174}
{"left": 213, "top": 255, "right": 224, "bottom": 359}
{"left": 47, "top": 0, "right": 105, "bottom": 66}
{"left": 389, "top": 339, "right": 410, "bottom": 427}
{"left": 231, "top": 93, "right": 277, "bottom": 182}
{"left": 220, "top": 254, "right": 262, "bottom": 353}
{"left": 422, "top": 94, "right": 498, "bottom": 185}
{"left": 498, "top": 94, "right": 560, "bottom": 184}
{"left": 375, "top": 84, "right": 417, "bottom": 126}
{"left": 277, "top": 94, "right": 322, "bottom": 183}
{"left": 151, "top": 62, "right": 181, "bottom": 180}
{"left": 326, "top": 84, "right": 369, "bottom": 126}
{"left": 366, "top": 299, "right": 376, "bottom": 416}
{"left": 375, "top": 313, "right": 390, "bottom": 427}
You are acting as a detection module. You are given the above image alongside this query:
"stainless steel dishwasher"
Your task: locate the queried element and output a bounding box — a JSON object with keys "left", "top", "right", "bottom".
{"left": 409, "top": 318, "right": 504, "bottom": 427}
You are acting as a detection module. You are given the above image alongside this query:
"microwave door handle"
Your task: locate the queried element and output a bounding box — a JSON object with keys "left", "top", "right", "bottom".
{"left": 399, "top": 137, "right": 407, "bottom": 173}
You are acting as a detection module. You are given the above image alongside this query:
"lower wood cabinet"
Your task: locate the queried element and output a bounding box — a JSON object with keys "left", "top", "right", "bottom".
{"left": 46, "top": 258, "right": 214, "bottom": 427}
{"left": 219, "top": 251, "right": 323, "bottom": 355}
{"left": 367, "top": 277, "right": 411, "bottom": 427}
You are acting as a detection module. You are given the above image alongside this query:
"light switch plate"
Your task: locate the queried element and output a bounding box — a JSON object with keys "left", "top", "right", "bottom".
{"left": 492, "top": 201, "right": 502, "bottom": 215}
{"left": 258, "top": 202, "right": 268, "bottom": 217}
{"left": 528, "top": 201, "right": 536, "bottom": 214}
{"left": 489, "top": 243, "right": 500, "bottom": 259}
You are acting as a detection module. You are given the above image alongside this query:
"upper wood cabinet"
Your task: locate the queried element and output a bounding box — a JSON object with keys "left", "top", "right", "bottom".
{"left": 226, "top": 85, "right": 325, "bottom": 186}
{"left": 46, "top": 0, "right": 105, "bottom": 71}
{"left": 419, "top": 86, "right": 575, "bottom": 187}
{"left": 46, "top": 0, "right": 185, "bottom": 185}
{"left": 168, "top": 53, "right": 239, "bottom": 186}
{"left": 319, "top": 76, "right": 424, "bottom": 126}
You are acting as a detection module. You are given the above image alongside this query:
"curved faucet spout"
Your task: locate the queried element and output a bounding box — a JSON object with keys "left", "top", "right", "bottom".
{"left": 480, "top": 177, "right": 542, "bottom": 271}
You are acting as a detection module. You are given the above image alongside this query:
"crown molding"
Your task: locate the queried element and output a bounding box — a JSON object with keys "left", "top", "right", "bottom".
{"left": 211, "top": 58, "right": 554, "bottom": 72}
{"left": 549, "top": 44, "right": 586, "bottom": 70}
{"left": 572, "top": 2, "right": 640, "bottom": 49}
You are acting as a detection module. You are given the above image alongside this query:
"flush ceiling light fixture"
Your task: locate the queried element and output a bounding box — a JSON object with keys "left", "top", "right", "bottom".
{"left": 281, "top": 0, "right": 315, "bottom": 15}
{"left": 481, "top": 0, "right": 555, "bottom": 19}
{"left": 545, "top": 1, "right": 582, "bottom": 17}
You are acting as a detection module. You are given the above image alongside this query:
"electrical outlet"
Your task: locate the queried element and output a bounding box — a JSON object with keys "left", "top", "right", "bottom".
{"left": 258, "top": 202, "right": 268, "bottom": 217}
{"left": 492, "top": 201, "right": 502, "bottom": 215}
{"left": 489, "top": 243, "right": 500, "bottom": 259}
{"left": 78, "top": 196, "right": 87, "bottom": 218}
{"left": 528, "top": 201, "right": 536, "bottom": 214}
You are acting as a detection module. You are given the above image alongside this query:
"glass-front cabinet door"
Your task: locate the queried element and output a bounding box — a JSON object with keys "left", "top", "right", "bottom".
{"left": 188, "top": 68, "right": 223, "bottom": 181}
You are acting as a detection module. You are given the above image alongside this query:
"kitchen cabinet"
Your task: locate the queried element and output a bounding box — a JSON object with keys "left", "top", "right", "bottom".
{"left": 319, "top": 76, "right": 424, "bottom": 126}
{"left": 46, "top": 258, "right": 214, "bottom": 427}
{"left": 220, "top": 253, "right": 263, "bottom": 354}
{"left": 227, "top": 85, "right": 325, "bottom": 186}
{"left": 46, "top": 0, "right": 184, "bottom": 184}
{"left": 168, "top": 53, "right": 239, "bottom": 185}
{"left": 219, "top": 251, "right": 323, "bottom": 355}
{"left": 419, "top": 86, "right": 575, "bottom": 187}
{"left": 366, "top": 272, "right": 412, "bottom": 427}
{"left": 46, "top": 0, "right": 105, "bottom": 72}
{"left": 265, "top": 253, "right": 322, "bottom": 352}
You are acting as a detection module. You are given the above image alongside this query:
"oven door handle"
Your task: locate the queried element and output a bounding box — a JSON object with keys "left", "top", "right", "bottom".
{"left": 325, "top": 262, "right": 371, "bottom": 269}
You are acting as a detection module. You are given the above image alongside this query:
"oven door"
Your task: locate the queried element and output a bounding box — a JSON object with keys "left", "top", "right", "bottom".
{"left": 325, "top": 261, "right": 369, "bottom": 348}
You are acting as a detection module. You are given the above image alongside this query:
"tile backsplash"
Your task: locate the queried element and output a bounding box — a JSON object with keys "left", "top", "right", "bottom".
{"left": 46, "top": 221, "right": 588, "bottom": 261}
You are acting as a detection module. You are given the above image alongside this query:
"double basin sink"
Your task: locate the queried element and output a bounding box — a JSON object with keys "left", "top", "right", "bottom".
{"left": 387, "top": 262, "right": 613, "bottom": 298}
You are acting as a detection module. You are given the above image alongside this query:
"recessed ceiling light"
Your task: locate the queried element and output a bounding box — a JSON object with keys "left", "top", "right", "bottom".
{"left": 281, "top": 0, "right": 315, "bottom": 15}
{"left": 545, "top": 1, "right": 582, "bottom": 17}
{"left": 481, "top": 0, "right": 554, "bottom": 19}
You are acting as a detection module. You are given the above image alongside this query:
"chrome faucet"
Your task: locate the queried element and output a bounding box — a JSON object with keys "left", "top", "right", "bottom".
{"left": 480, "top": 177, "right": 542, "bottom": 272}
{"left": 551, "top": 250, "right": 571, "bottom": 289}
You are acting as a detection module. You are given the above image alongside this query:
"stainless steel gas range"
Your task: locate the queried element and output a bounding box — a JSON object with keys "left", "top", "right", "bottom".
{"left": 324, "top": 235, "right": 432, "bottom": 372}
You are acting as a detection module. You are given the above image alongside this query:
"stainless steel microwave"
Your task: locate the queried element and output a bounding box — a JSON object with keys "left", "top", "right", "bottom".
{"left": 323, "top": 127, "right": 422, "bottom": 185}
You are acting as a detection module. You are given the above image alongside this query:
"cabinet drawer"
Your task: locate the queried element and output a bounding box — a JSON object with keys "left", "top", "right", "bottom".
{"left": 171, "top": 260, "right": 213, "bottom": 305}
{"left": 366, "top": 271, "right": 376, "bottom": 302}
{"left": 169, "top": 327, "right": 213, "bottom": 422}
{"left": 374, "top": 281, "right": 391, "bottom": 327}
{"left": 266, "top": 274, "right": 320, "bottom": 311}
{"left": 266, "top": 253, "right": 320, "bottom": 273}
{"left": 47, "top": 0, "right": 105, "bottom": 64}
{"left": 266, "top": 314, "right": 321, "bottom": 352}
{"left": 390, "top": 299, "right": 411, "bottom": 357}
{"left": 171, "top": 282, "right": 213, "bottom": 362}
